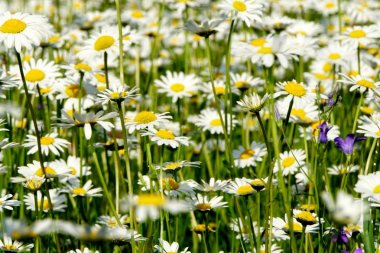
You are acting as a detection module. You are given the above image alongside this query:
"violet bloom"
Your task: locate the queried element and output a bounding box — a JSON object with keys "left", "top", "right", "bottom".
{"left": 317, "top": 121, "right": 332, "bottom": 143}
{"left": 332, "top": 229, "right": 349, "bottom": 244}
{"left": 334, "top": 134, "right": 366, "bottom": 155}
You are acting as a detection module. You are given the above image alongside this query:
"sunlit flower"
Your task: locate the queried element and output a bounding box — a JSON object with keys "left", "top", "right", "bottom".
{"left": 225, "top": 178, "right": 256, "bottom": 196}
{"left": 97, "top": 85, "right": 139, "bottom": 104}
{"left": 154, "top": 239, "right": 190, "bottom": 253}
{"left": 237, "top": 92, "right": 268, "bottom": 114}
{"left": 125, "top": 111, "right": 172, "bottom": 134}
{"left": 274, "top": 149, "right": 306, "bottom": 176}
{"left": 0, "top": 235, "right": 33, "bottom": 252}
{"left": 357, "top": 113, "right": 380, "bottom": 138}
{"left": 219, "top": 0, "right": 263, "bottom": 27}
{"left": 64, "top": 179, "right": 102, "bottom": 198}
{"left": 0, "top": 192, "right": 20, "bottom": 212}
{"left": 0, "top": 12, "right": 52, "bottom": 52}
{"left": 188, "top": 178, "right": 230, "bottom": 192}
{"left": 24, "top": 189, "right": 67, "bottom": 213}
{"left": 23, "top": 133, "right": 69, "bottom": 156}
{"left": 233, "top": 141, "right": 267, "bottom": 168}
{"left": 194, "top": 108, "right": 236, "bottom": 134}
{"left": 190, "top": 193, "right": 227, "bottom": 212}
{"left": 339, "top": 74, "right": 380, "bottom": 96}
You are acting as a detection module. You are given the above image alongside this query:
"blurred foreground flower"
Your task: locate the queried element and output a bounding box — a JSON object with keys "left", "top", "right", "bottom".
{"left": 184, "top": 19, "right": 224, "bottom": 38}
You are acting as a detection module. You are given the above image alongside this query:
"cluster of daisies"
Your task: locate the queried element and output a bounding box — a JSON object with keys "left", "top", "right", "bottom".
{"left": 0, "top": 0, "right": 379, "bottom": 252}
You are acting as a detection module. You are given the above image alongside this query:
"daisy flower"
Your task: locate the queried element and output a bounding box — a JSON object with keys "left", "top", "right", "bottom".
{"left": 322, "top": 190, "right": 366, "bottom": 225}
{"left": 272, "top": 216, "right": 319, "bottom": 234}
{"left": 23, "top": 133, "right": 69, "bottom": 156}
{"left": 156, "top": 161, "right": 201, "bottom": 173}
{"left": 341, "top": 26, "right": 379, "bottom": 47}
{"left": 97, "top": 215, "right": 129, "bottom": 228}
{"left": 338, "top": 74, "right": 380, "bottom": 96}
{"left": 275, "top": 80, "right": 316, "bottom": 103}
{"left": 184, "top": 19, "right": 224, "bottom": 38}
{"left": 155, "top": 71, "right": 200, "bottom": 102}
{"left": 277, "top": 99, "right": 319, "bottom": 124}
{"left": 68, "top": 248, "right": 99, "bottom": 253}
{"left": 286, "top": 20, "right": 322, "bottom": 37}
{"left": 0, "top": 236, "right": 33, "bottom": 252}
{"left": 57, "top": 110, "right": 118, "bottom": 140}
{"left": 354, "top": 172, "right": 380, "bottom": 198}
{"left": 328, "top": 164, "right": 360, "bottom": 175}
{"left": 233, "top": 141, "right": 267, "bottom": 168}
{"left": 188, "top": 178, "right": 230, "bottom": 192}
{"left": 293, "top": 209, "right": 319, "bottom": 226}
{"left": 0, "top": 192, "right": 20, "bottom": 212}
{"left": 11, "top": 170, "right": 46, "bottom": 191}
{"left": 61, "top": 155, "right": 92, "bottom": 178}
{"left": 123, "top": 193, "right": 189, "bottom": 222}
{"left": 24, "top": 189, "right": 67, "bottom": 213}
{"left": 0, "top": 12, "right": 52, "bottom": 52}
{"left": 224, "top": 178, "right": 256, "bottom": 196}
{"left": 21, "top": 59, "right": 60, "bottom": 91}
{"left": 65, "top": 179, "right": 102, "bottom": 198}
{"left": 320, "top": 42, "right": 355, "bottom": 66}
{"left": 219, "top": 0, "right": 263, "bottom": 27}
{"left": 190, "top": 193, "right": 227, "bottom": 212}
{"left": 142, "top": 128, "right": 189, "bottom": 149}
{"left": 201, "top": 79, "right": 239, "bottom": 99}
{"left": 231, "top": 72, "right": 264, "bottom": 91}
{"left": 357, "top": 112, "right": 380, "bottom": 138}
{"left": 160, "top": 177, "right": 194, "bottom": 197}
{"left": 237, "top": 92, "right": 268, "bottom": 114}
{"left": 194, "top": 108, "right": 236, "bottom": 134}
{"left": 77, "top": 26, "right": 119, "bottom": 60}
{"left": 125, "top": 111, "right": 172, "bottom": 133}
{"left": 154, "top": 239, "right": 190, "bottom": 253}
{"left": 97, "top": 85, "right": 139, "bottom": 105}
{"left": 273, "top": 149, "right": 306, "bottom": 176}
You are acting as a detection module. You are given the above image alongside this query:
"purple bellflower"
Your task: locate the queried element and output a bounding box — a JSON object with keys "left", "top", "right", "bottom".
{"left": 334, "top": 134, "right": 366, "bottom": 155}
{"left": 317, "top": 121, "right": 332, "bottom": 143}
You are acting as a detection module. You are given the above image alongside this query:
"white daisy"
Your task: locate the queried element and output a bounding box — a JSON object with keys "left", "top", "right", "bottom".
{"left": 0, "top": 12, "right": 52, "bottom": 52}
{"left": 357, "top": 112, "right": 380, "bottom": 138}
{"left": 65, "top": 179, "right": 103, "bottom": 198}
{"left": 154, "top": 239, "right": 190, "bottom": 253}
{"left": 0, "top": 235, "right": 33, "bottom": 252}
{"left": 0, "top": 192, "right": 20, "bottom": 212}
{"left": 233, "top": 141, "right": 267, "bottom": 168}
{"left": 328, "top": 164, "right": 360, "bottom": 175}
{"left": 23, "top": 133, "right": 69, "bottom": 156}
{"left": 224, "top": 178, "right": 256, "bottom": 196}
{"left": 24, "top": 189, "right": 67, "bottom": 213}
{"left": 125, "top": 111, "right": 172, "bottom": 134}
{"left": 190, "top": 193, "right": 227, "bottom": 212}
{"left": 187, "top": 178, "right": 230, "bottom": 192}
{"left": 338, "top": 74, "right": 380, "bottom": 96}
{"left": 219, "top": 0, "right": 263, "bottom": 27}
{"left": 194, "top": 108, "right": 236, "bottom": 134}
{"left": 142, "top": 127, "right": 189, "bottom": 149}
{"left": 21, "top": 59, "right": 60, "bottom": 91}
{"left": 274, "top": 149, "right": 306, "bottom": 176}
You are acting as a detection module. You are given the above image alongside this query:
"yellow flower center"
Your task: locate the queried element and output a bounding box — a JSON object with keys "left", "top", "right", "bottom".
{"left": 300, "top": 204, "right": 316, "bottom": 211}
{"left": 40, "top": 136, "right": 55, "bottom": 145}
{"left": 94, "top": 35, "right": 115, "bottom": 51}
{"left": 170, "top": 83, "right": 185, "bottom": 93}
{"left": 3, "top": 245, "right": 17, "bottom": 250}
{"left": 328, "top": 53, "right": 341, "bottom": 60}
{"left": 165, "top": 162, "right": 182, "bottom": 170}
{"left": 162, "top": 178, "right": 180, "bottom": 190}
{"left": 39, "top": 86, "right": 51, "bottom": 94}
{"left": 251, "top": 179, "right": 265, "bottom": 187}
{"left": 282, "top": 156, "right": 295, "bottom": 168}
{"left": 295, "top": 211, "right": 316, "bottom": 222}
{"left": 107, "top": 219, "right": 117, "bottom": 227}
{"left": 26, "top": 178, "right": 43, "bottom": 190}
{"left": 48, "top": 35, "right": 60, "bottom": 43}
{"left": 95, "top": 73, "right": 106, "bottom": 83}
{"left": 239, "top": 149, "right": 255, "bottom": 159}
{"left": 38, "top": 198, "right": 50, "bottom": 211}
{"left": 110, "top": 91, "right": 128, "bottom": 99}
{"left": 376, "top": 130, "right": 380, "bottom": 137}
{"left": 137, "top": 194, "right": 166, "bottom": 206}
{"left": 194, "top": 224, "right": 206, "bottom": 232}
{"left": 0, "top": 19, "right": 27, "bottom": 33}
{"left": 291, "top": 108, "right": 311, "bottom": 122}
{"left": 232, "top": 1, "right": 247, "bottom": 12}
{"left": 236, "top": 184, "right": 254, "bottom": 195}
{"left": 196, "top": 203, "right": 212, "bottom": 211}
{"left": 284, "top": 81, "right": 306, "bottom": 97}
{"left": 257, "top": 46, "right": 273, "bottom": 54}
{"left": 210, "top": 119, "right": 222, "bottom": 127}
{"left": 69, "top": 166, "right": 77, "bottom": 176}
{"left": 134, "top": 111, "right": 157, "bottom": 124}
{"left": 284, "top": 222, "right": 303, "bottom": 232}
{"left": 215, "top": 86, "right": 225, "bottom": 94}
{"left": 250, "top": 38, "right": 267, "bottom": 47}
{"left": 356, "top": 79, "right": 375, "bottom": 89}
{"left": 25, "top": 69, "right": 45, "bottom": 83}
{"left": 349, "top": 29, "right": 366, "bottom": 39}
{"left": 155, "top": 129, "right": 175, "bottom": 140}
{"left": 131, "top": 10, "right": 144, "bottom": 18}
{"left": 65, "top": 84, "right": 81, "bottom": 98}
{"left": 314, "top": 73, "right": 328, "bottom": 80}
{"left": 75, "top": 63, "right": 92, "bottom": 72}
{"left": 325, "top": 2, "right": 335, "bottom": 8}
{"left": 35, "top": 166, "right": 56, "bottom": 177}
{"left": 360, "top": 106, "right": 374, "bottom": 115}
{"left": 72, "top": 187, "right": 87, "bottom": 195}
{"left": 234, "top": 81, "right": 249, "bottom": 88}
{"left": 373, "top": 185, "right": 380, "bottom": 194}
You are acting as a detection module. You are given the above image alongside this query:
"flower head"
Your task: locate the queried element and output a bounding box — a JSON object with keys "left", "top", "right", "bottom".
{"left": 334, "top": 134, "right": 366, "bottom": 155}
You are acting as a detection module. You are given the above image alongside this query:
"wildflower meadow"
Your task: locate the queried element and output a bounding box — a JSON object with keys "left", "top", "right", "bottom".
{"left": 0, "top": 0, "right": 380, "bottom": 252}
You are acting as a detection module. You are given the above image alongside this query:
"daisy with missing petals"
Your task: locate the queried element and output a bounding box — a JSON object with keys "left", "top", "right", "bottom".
{"left": 357, "top": 112, "right": 380, "bottom": 138}
{"left": 233, "top": 141, "right": 267, "bottom": 168}
{"left": 97, "top": 85, "right": 139, "bottom": 105}
{"left": 154, "top": 239, "right": 190, "bottom": 253}
{"left": 77, "top": 26, "right": 119, "bottom": 60}
{"left": 338, "top": 74, "right": 380, "bottom": 96}
{"left": 219, "top": 0, "right": 263, "bottom": 27}
{"left": 275, "top": 80, "right": 315, "bottom": 103}
{"left": 125, "top": 111, "right": 172, "bottom": 133}
{"left": 155, "top": 71, "right": 200, "bottom": 102}
{"left": 11, "top": 169, "right": 45, "bottom": 191}
{"left": 0, "top": 192, "right": 20, "bottom": 212}
{"left": 24, "top": 189, "right": 67, "bottom": 213}
{"left": 231, "top": 72, "right": 264, "bottom": 91}
{"left": 23, "top": 133, "right": 69, "bottom": 156}
{"left": 0, "top": 12, "right": 52, "bottom": 52}
{"left": 190, "top": 193, "right": 227, "bottom": 212}
{"left": 224, "top": 178, "right": 256, "bottom": 196}
{"left": 65, "top": 179, "right": 102, "bottom": 198}
{"left": 0, "top": 236, "right": 33, "bottom": 252}
{"left": 194, "top": 108, "right": 236, "bottom": 134}
{"left": 237, "top": 92, "right": 268, "bottom": 114}
{"left": 273, "top": 149, "right": 306, "bottom": 176}
{"left": 142, "top": 128, "right": 189, "bottom": 149}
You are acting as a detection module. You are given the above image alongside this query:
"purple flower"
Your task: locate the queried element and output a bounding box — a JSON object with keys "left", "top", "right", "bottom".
{"left": 332, "top": 229, "right": 349, "bottom": 244}
{"left": 317, "top": 121, "right": 332, "bottom": 143}
{"left": 334, "top": 134, "right": 366, "bottom": 155}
